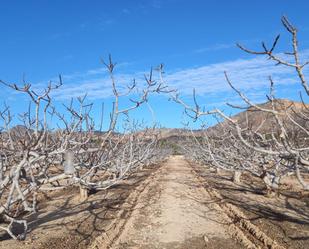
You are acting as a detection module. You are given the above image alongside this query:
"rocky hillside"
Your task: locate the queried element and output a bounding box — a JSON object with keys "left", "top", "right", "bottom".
{"left": 209, "top": 99, "right": 308, "bottom": 135}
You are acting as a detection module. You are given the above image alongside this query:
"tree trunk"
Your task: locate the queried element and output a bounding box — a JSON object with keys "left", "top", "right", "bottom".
{"left": 79, "top": 185, "right": 88, "bottom": 201}
{"left": 295, "top": 167, "right": 309, "bottom": 190}
{"left": 232, "top": 171, "right": 242, "bottom": 183}
{"left": 262, "top": 173, "right": 280, "bottom": 197}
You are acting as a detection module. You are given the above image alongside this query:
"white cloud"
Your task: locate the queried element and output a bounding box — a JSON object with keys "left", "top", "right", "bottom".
{"left": 166, "top": 50, "right": 309, "bottom": 96}
{"left": 51, "top": 73, "right": 138, "bottom": 100}
{"left": 122, "top": 8, "right": 130, "bottom": 14}
{"left": 25, "top": 49, "right": 309, "bottom": 103}
{"left": 194, "top": 43, "right": 235, "bottom": 53}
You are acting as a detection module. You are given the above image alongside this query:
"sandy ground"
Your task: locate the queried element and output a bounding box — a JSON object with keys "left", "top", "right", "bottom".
{"left": 111, "top": 155, "right": 240, "bottom": 249}
{"left": 0, "top": 163, "right": 162, "bottom": 249}
{"left": 191, "top": 162, "right": 309, "bottom": 249}
{"left": 1, "top": 155, "right": 308, "bottom": 248}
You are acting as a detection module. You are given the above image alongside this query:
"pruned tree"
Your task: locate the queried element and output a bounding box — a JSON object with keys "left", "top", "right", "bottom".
{"left": 173, "top": 16, "right": 309, "bottom": 193}
{"left": 0, "top": 56, "right": 170, "bottom": 240}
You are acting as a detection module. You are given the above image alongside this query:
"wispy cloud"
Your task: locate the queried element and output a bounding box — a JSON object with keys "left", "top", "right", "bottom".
{"left": 51, "top": 73, "right": 137, "bottom": 100}
{"left": 194, "top": 43, "right": 236, "bottom": 53}
{"left": 166, "top": 50, "right": 309, "bottom": 96}
{"left": 122, "top": 8, "right": 130, "bottom": 14}
{"left": 193, "top": 39, "right": 261, "bottom": 54}
{"left": 26, "top": 50, "right": 309, "bottom": 103}
{"left": 151, "top": 0, "right": 162, "bottom": 9}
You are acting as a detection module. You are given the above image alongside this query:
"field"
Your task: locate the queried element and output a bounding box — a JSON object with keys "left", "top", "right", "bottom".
{"left": 1, "top": 154, "right": 308, "bottom": 249}
{"left": 1, "top": 9, "right": 309, "bottom": 249}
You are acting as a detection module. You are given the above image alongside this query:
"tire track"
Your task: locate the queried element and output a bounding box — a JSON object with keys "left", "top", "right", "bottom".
{"left": 187, "top": 160, "right": 286, "bottom": 249}
{"left": 88, "top": 162, "right": 164, "bottom": 249}
{"left": 111, "top": 155, "right": 240, "bottom": 249}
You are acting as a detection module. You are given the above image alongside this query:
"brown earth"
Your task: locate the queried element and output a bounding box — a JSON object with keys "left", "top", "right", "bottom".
{"left": 0, "top": 162, "right": 163, "bottom": 249}
{"left": 191, "top": 161, "right": 309, "bottom": 249}
{"left": 207, "top": 99, "right": 308, "bottom": 135}
{"left": 109, "top": 155, "right": 240, "bottom": 249}
{"left": 1, "top": 156, "right": 309, "bottom": 249}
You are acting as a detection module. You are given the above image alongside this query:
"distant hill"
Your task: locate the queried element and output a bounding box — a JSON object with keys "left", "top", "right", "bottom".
{"left": 4, "top": 99, "right": 307, "bottom": 141}
{"left": 208, "top": 99, "right": 308, "bottom": 135}
{"left": 148, "top": 99, "right": 308, "bottom": 140}
{"left": 7, "top": 125, "right": 33, "bottom": 136}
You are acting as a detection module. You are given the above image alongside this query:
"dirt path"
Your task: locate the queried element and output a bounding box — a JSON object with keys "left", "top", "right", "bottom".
{"left": 111, "top": 155, "right": 241, "bottom": 249}
{"left": 2, "top": 155, "right": 296, "bottom": 248}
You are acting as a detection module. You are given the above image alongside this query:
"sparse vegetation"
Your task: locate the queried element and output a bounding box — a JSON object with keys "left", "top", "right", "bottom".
{"left": 174, "top": 16, "right": 309, "bottom": 194}
{"left": 0, "top": 15, "right": 309, "bottom": 249}
{"left": 0, "top": 56, "right": 170, "bottom": 240}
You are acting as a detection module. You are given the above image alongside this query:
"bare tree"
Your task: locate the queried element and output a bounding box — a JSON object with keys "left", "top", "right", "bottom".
{"left": 0, "top": 56, "right": 170, "bottom": 240}
{"left": 173, "top": 16, "right": 309, "bottom": 193}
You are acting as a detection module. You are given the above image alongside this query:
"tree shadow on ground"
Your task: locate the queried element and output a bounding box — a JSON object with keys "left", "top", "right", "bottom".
{"left": 0, "top": 164, "right": 160, "bottom": 248}
{"left": 188, "top": 161, "right": 309, "bottom": 247}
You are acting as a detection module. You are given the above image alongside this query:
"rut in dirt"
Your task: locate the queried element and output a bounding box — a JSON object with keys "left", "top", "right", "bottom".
{"left": 112, "top": 155, "right": 241, "bottom": 249}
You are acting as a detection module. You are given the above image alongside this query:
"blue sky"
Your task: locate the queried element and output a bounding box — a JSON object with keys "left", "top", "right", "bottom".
{"left": 1, "top": 0, "right": 309, "bottom": 130}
